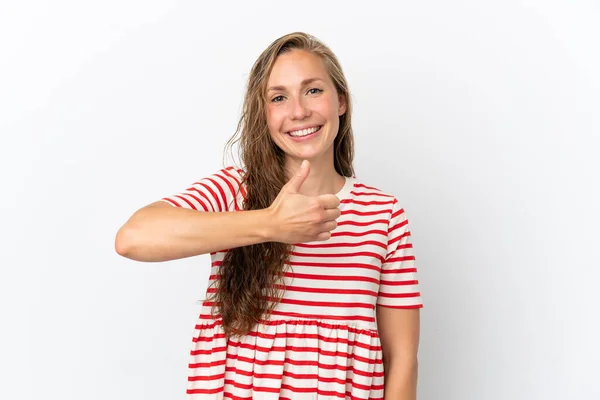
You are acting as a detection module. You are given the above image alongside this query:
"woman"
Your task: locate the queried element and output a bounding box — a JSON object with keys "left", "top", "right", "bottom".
{"left": 115, "top": 32, "right": 422, "bottom": 400}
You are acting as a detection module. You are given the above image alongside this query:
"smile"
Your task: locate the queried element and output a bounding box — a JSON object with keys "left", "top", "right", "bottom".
{"left": 286, "top": 125, "right": 322, "bottom": 137}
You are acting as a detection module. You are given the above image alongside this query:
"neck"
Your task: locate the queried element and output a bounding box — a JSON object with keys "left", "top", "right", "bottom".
{"left": 283, "top": 150, "right": 345, "bottom": 197}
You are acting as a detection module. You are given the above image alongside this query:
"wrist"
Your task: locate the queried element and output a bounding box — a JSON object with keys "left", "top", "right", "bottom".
{"left": 256, "top": 208, "right": 277, "bottom": 242}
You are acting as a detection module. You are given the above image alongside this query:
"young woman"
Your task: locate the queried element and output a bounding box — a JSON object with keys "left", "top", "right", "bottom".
{"left": 115, "top": 32, "right": 423, "bottom": 400}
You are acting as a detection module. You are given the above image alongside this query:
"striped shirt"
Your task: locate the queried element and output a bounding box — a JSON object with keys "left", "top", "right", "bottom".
{"left": 161, "top": 166, "right": 423, "bottom": 399}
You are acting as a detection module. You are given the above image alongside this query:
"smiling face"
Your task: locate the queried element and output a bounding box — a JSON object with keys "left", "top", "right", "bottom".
{"left": 265, "top": 49, "right": 346, "bottom": 166}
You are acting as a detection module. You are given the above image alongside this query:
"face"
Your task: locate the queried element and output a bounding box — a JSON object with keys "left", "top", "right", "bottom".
{"left": 265, "top": 49, "right": 346, "bottom": 165}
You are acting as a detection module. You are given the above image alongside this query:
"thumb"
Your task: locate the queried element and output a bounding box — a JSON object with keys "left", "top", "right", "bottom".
{"left": 285, "top": 160, "right": 310, "bottom": 193}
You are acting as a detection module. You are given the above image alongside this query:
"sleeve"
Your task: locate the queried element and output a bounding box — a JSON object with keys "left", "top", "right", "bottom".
{"left": 376, "top": 198, "right": 423, "bottom": 309}
{"left": 158, "top": 166, "right": 245, "bottom": 212}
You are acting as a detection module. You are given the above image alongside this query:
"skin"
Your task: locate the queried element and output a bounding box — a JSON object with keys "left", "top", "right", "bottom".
{"left": 265, "top": 49, "right": 347, "bottom": 197}
{"left": 377, "top": 307, "right": 420, "bottom": 400}
{"left": 265, "top": 49, "right": 421, "bottom": 400}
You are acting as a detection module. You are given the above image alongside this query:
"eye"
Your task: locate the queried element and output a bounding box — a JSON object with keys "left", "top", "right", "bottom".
{"left": 307, "top": 88, "right": 323, "bottom": 95}
{"left": 271, "top": 95, "right": 285, "bottom": 103}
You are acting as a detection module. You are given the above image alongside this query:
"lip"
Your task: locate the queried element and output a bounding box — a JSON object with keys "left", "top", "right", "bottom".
{"left": 285, "top": 124, "right": 322, "bottom": 135}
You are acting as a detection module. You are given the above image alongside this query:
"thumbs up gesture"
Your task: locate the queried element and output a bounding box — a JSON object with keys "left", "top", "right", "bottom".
{"left": 267, "top": 160, "right": 341, "bottom": 244}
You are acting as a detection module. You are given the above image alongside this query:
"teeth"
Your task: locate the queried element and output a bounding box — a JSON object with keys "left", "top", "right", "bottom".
{"left": 288, "top": 126, "right": 320, "bottom": 137}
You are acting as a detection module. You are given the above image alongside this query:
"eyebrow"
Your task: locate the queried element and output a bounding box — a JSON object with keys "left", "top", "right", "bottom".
{"left": 267, "top": 78, "right": 324, "bottom": 92}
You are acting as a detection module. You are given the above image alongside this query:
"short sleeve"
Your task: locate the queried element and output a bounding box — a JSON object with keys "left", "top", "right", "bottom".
{"left": 376, "top": 198, "right": 423, "bottom": 309}
{"left": 159, "top": 166, "right": 246, "bottom": 212}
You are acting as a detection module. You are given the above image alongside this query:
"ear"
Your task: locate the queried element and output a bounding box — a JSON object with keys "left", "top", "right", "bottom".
{"left": 338, "top": 93, "right": 347, "bottom": 116}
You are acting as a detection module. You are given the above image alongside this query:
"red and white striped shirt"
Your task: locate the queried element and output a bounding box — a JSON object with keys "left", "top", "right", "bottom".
{"left": 161, "top": 166, "right": 423, "bottom": 400}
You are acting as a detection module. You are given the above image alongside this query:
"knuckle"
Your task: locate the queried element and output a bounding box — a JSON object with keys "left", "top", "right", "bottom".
{"left": 310, "top": 198, "right": 322, "bottom": 209}
{"left": 312, "top": 210, "right": 325, "bottom": 223}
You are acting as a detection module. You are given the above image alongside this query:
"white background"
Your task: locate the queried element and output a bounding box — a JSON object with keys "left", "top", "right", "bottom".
{"left": 1, "top": 1, "right": 599, "bottom": 399}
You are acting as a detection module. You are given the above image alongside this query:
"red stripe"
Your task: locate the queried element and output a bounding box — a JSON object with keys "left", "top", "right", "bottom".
{"left": 160, "top": 196, "right": 187, "bottom": 208}
{"left": 226, "top": 341, "right": 381, "bottom": 359}
{"left": 350, "top": 191, "right": 394, "bottom": 198}
{"left": 268, "top": 310, "right": 375, "bottom": 323}
{"left": 381, "top": 267, "right": 417, "bottom": 274}
{"left": 203, "top": 299, "right": 375, "bottom": 314}
{"left": 232, "top": 167, "right": 248, "bottom": 200}
{"left": 390, "top": 203, "right": 405, "bottom": 220}
{"left": 223, "top": 352, "right": 381, "bottom": 369}
{"left": 190, "top": 345, "right": 227, "bottom": 355}
{"left": 294, "top": 240, "right": 387, "bottom": 250}
{"left": 377, "top": 291, "right": 421, "bottom": 298}
{"left": 188, "top": 358, "right": 226, "bottom": 368}
{"left": 388, "top": 242, "right": 413, "bottom": 253}
{"left": 208, "top": 271, "right": 380, "bottom": 284}
{"left": 179, "top": 194, "right": 210, "bottom": 211}
{"left": 187, "top": 184, "right": 215, "bottom": 209}
{"left": 221, "top": 167, "right": 245, "bottom": 210}
{"left": 389, "top": 219, "right": 408, "bottom": 234}
{"left": 271, "top": 297, "right": 375, "bottom": 309}
{"left": 223, "top": 393, "right": 250, "bottom": 400}
{"left": 385, "top": 255, "right": 416, "bottom": 263}
{"left": 222, "top": 363, "right": 384, "bottom": 379}
{"left": 196, "top": 311, "right": 376, "bottom": 327}
{"left": 192, "top": 318, "right": 379, "bottom": 336}
{"left": 187, "top": 387, "right": 224, "bottom": 395}
{"left": 338, "top": 218, "right": 388, "bottom": 228}
{"left": 273, "top": 284, "right": 378, "bottom": 297}
{"left": 205, "top": 286, "right": 415, "bottom": 303}
{"left": 193, "top": 331, "right": 226, "bottom": 342}
{"left": 217, "top": 391, "right": 384, "bottom": 400}
{"left": 255, "top": 373, "right": 384, "bottom": 392}
{"left": 197, "top": 181, "right": 221, "bottom": 212}
{"left": 288, "top": 260, "right": 381, "bottom": 272}
{"left": 290, "top": 250, "right": 383, "bottom": 260}
{"left": 342, "top": 208, "right": 392, "bottom": 217}
{"left": 220, "top": 380, "right": 384, "bottom": 399}
{"left": 215, "top": 171, "right": 240, "bottom": 211}
{"left": 378, "top": 279, "right": 418, "bottom": 286}
{"left": 188, "top": 364, "right": 385, "bottom": 390}
{"left": 388, "top": 238, "right": 412, "bottom": 251}
{"left": 165, "top": 196, "right": 192, "bottom": 208}
{"left": 188, "top": 372, "right": 225, "bottom": 381}
{"left": 354, "top": 183, "right": 381, "bottom": 191}
{"left": 284, "top": 272, "right": 379, "bottom": 284}
{"left": 206, "top": 177, "right": 228, "bottom": 211}
{"left": 341, "top": 199, "right": 395, "bottom": 207}
{"left": 331, "top": 229, "right": 387, "bottom": 238}
{"left": 195, "top": 325, "right": 381, "bottom": 356}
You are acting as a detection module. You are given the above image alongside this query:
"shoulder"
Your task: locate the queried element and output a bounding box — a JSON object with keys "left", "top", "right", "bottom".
{"left": 350, "top": 177, "right": 410, "bottom": 226}
{"left": 198, "top": 165, "right": 246, "bottom": 190}
{"left": 211, "top": 165, "right": 245, "bottom": 181}
{"left": 351, "top": 177, "right": 399, "bottom": 207}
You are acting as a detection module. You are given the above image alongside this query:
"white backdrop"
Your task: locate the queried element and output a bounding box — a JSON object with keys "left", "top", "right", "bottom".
{"left": 1, "top": 1, "right": 599, "bottom": 399}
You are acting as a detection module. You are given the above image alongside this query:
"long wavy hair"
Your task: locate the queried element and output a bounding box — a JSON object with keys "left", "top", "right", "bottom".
{"left": 208, "top": 32, "right": 355, "bottom": 339}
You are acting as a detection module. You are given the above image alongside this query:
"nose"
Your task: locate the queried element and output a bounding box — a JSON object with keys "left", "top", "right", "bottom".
{"left": 290, "top": 96, "right": 311, "bottom": 120}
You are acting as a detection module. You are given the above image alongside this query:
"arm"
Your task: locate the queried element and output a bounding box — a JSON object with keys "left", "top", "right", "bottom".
{"left": 376, "top": 306, "right": 420, "bottom": 400}
{"left": 115, "top": 201, "right": 274, "bottom": 262}
{"left": 115, "top": 162, "right": 338, "bottom": 262}
{"left": 376, "top": 198, "right": 423, "bottom": 399}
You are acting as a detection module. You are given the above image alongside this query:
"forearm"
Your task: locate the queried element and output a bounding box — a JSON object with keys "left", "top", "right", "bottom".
{"left": 384, "top": 359, "right": 418, "bottom": 400}
{"left": 115, "top": 206, "right": 274, "bottom": 262}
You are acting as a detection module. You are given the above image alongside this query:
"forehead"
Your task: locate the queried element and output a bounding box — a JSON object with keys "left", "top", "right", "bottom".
{"left": 267, "top": 49, "right": 331, "bottom": 87}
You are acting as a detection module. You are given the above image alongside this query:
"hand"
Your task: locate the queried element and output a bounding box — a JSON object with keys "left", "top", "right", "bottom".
{"left": 267, "top": 160, "right": 341, "bottom": 244}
